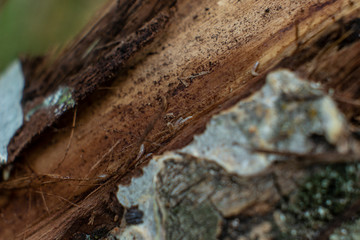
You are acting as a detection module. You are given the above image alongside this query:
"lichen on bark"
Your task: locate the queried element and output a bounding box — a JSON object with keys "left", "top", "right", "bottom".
{"left": 114, "top": 69, "right": 359, "bottom": 240}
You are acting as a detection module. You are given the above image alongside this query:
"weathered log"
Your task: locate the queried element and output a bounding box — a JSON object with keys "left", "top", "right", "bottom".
{"left": 0, "top": 0, "right": 360, "bottom": 239}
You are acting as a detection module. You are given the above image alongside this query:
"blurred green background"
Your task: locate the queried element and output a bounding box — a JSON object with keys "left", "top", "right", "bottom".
{"left": 0, "top": 0, "right": 105, "bottom": 72}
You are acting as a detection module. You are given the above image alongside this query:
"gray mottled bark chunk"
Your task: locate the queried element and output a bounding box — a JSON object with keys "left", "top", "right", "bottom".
{"left": 114, "top": 69, "right": 357, "bottom": 240}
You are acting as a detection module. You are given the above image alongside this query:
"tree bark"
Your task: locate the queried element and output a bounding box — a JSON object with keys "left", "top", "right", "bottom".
{"left": 0, "top": 0, "right": 360, "bottom": 239}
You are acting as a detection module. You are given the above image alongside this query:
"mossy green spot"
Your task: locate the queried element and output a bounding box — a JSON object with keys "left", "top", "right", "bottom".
{"left": 276, "top": 163, "right": 360, "bottom": 239}
{"left": 330, "top": 217, "right": 360, "bottom": 240}
{"left": 165, "top": 200, "right": 221, "bottom": 240}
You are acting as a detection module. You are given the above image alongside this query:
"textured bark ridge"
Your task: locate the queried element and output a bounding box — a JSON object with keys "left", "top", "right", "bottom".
{"left": 0, "top": 0, "right": 360, "bottom": 239}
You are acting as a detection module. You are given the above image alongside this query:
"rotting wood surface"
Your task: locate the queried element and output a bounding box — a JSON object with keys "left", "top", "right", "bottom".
{"left": 0, "top": 0, "right": 360, "bottom": 239}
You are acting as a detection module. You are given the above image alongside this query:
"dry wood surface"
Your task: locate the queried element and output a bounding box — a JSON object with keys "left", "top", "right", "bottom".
{"left": 0, "top": 0, "right": 359, "bottom": 239}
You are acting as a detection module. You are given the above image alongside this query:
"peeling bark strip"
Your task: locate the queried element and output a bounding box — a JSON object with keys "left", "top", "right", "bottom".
{"left": 8, "top": 0, "right": 176, "bottom": 164}
{"left": 1, "top": 0, "right": 360, "bottom": 239}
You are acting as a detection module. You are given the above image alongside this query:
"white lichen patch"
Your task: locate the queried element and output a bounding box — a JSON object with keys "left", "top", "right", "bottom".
{"left": 0, "top": 60, "right": 25, "bottom": 164}
{"left": 180, "top": 69, "right": 348, "bottom": 175}
{"left": 25, "top": 86, "right": 75, "bottom": 121}
{"left": 116, "top": 154, "right": 174, "bottom": 240}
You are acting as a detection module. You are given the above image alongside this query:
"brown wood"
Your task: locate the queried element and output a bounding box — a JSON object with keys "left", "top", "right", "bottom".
{"left": 0, "top": 0, "right": 360, "bottom": 239}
